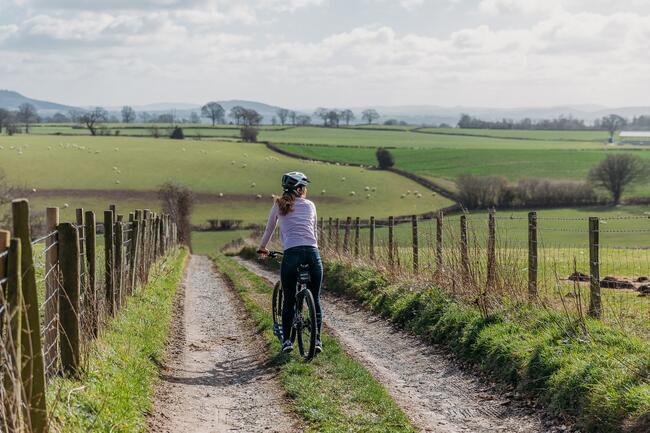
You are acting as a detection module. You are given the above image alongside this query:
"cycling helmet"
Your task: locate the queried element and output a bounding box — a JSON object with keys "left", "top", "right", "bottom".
{"left": 282, "top": 171, "right": 310, "bottom": 191}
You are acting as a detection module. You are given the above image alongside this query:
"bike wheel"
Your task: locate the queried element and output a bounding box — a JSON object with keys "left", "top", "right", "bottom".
{"left": 272, "top": 281, "right": 283, "bottom": 341}
{"left": 296, "top": 289, "right": 317, "bottom": 361}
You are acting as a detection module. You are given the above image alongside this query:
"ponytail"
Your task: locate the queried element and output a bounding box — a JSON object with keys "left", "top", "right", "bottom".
{"left": 276, "top": 190, "right": 298, "bottom": 216}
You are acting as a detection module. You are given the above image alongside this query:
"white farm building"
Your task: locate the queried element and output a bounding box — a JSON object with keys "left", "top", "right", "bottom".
{"left": 619, "top": 131, "right": 650, "bottom": 145}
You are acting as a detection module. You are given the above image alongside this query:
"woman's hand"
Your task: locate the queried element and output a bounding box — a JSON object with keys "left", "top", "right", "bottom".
{"left": 257, "top": 247, "right": 269, "bottom": 257}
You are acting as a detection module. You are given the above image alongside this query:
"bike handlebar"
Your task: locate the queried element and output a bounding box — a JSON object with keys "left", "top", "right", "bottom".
{"left": 258, "top": 249, "right": 283, "bottom": 259}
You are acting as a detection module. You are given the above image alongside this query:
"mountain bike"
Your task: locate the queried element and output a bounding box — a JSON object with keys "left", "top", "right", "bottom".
{"left": 266, "top": 251, "right": 318, "bottom": 361}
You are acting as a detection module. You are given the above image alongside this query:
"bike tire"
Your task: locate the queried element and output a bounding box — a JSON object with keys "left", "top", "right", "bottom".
{"left": 296, "top": 289, "right": 317, "bottom": 361}
{"left": 273, "top": 281, "right": 296, "bottom": 343}
{"left": 272, "top": 281, "right": 283, "bottom": 327}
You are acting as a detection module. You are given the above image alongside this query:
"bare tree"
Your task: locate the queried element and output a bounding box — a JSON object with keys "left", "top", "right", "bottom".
{"left": 242, "top": 109, "right": 262, "bottom": 126}
{"left": 296, "top": 115, "right": 311, "bottom": 126}
{"left": 314, "top": 107, "right": 328, "bottom": 126}
{"left": 588, "top": 154, "right": 648, "bottom": 204}
{"left": 599, "top": 114, "right": 627, "bottom": 143}
{"left": 16, "top": 102, "right": 37, "bottom": 133}
{"left": 276, "top": 108, "right": 289, "bottom": 126}
{"left": 0, "top": 108, "right": 10, "bottom": 133}
{"left": 159, "top": 181, "right": 194, "bottom": 250}
{"left": 289, "top": 110, "right": 297, "bottom": 125}
{"left": 79, "top": 107, "right": 108, "bottom": 136}
{"left": 189, "top": 111, "right": 201, "bottom": 124}
{"left": 341, "top": 109, "right": 355, "bottom": 126}
{"left": 201, "top": 102, "right": 225, "bottom": 126}
{"left": 121, "top": 106, "right": 136, "bottom": 123}
{"left": 326, "top": 110, "right": 340, "bottom": 127}
{"left": 361, "top": 109, "right": 380, "bottom": 125}
{"left": 229, "top": 106, "right": 246, "bottom": 125}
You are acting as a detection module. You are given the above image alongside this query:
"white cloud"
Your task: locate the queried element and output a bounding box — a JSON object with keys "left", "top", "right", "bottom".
{"left": 2, "top": 0, "right": 650, "bottom": 107}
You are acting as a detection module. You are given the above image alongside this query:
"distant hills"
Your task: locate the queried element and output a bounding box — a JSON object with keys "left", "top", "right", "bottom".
{"left": 1, "top": 89, "right": 650, "bottom": 125}
{"left": 0, "top": 89, "right": 79, "bottom": 113}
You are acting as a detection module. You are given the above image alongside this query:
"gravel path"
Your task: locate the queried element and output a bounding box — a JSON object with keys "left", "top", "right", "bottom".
{"left": 236, "top": 258, "right": 567, "bottom": 433}
{"left": 150, "top": 255, "right": 300, "bottom": 433}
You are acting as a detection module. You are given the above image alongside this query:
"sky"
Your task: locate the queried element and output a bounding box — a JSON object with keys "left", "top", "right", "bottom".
{"left": 1, "top": 0, "right": 650, "bottom": 109}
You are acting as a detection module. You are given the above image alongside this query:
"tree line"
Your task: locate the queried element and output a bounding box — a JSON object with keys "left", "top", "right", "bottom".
{"left": 457, "top": 113, "right": 640, "bottom": 141}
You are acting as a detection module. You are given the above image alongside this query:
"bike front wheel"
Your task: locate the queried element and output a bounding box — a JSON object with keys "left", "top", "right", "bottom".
{"left": 296, "top": 288, "right": 317, "bottom": 361}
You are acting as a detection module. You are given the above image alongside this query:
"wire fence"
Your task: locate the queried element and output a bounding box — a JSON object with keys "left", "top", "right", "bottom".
{"left": 0, "top": 199, "right": 180, "bottom": 433}
{"left": 251, "top": 210, "right": 650, "bottom": 338}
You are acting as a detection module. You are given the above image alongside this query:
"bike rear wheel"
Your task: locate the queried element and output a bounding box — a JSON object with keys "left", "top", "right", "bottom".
{"left": 296, "top": 288, "right": 317, "bottom": 361}
{"left": 273, "top": 281, "right": 296, "bottom": 343}
{"left": 272, "top": 281, "right": 283, "bottom": 341}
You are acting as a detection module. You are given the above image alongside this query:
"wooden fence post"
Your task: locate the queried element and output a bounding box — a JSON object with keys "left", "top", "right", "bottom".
{"left": 129, "top": 220, "right": 140, "bottom": 295}
{"left": 327, "top": 217, "right": 333, "bottom": 250}
{"left": 114, "top": 222, "right": 124, "bottom": 311}
{"left": 528, "top": 211, "right": 538, "bottom": 300}
{"left": 3, "top": 237, "right": 22, "bottom": 433}
{"left": 0, "top": 230, "right": 8, "bottom": 333}
{"left": 75, "top": 209, "right": 86, "bottom": 301}
{"left": 487, "top": 209, "right": 496, "bottom": 290}
{"left": 435, "top": 211, "right": 444, "bottom": 278}
{"left": 412, "top": 215, "right": 419, "bottom": 274}
{"left": 12, "top": 199, "right": 48, "bottom": 433}
{"left": 335, "top": 218, "right": 340, "bottom": 252}
{"left": 140, "top": 215, "right": 148, "bottom": 285}
{"left": 354, "top": 217, "right": 360, "bottom": 258}
{"left": 44, "top": 207, "right": 59, "bottom": 376}
{"left": 84, "top": 211, "right": 97, "bottom": 338}
{"left": 369, "top": 216, "right": 375, "bottom": 260}
{"left": 460, "top": 214, "right": 470, "bottom": 277}
{"left": 343, "top": 217, "right": 351, "bottom": 253}
{"left": 318, "top": 217, "right": 324, "bottom": 247}
{"left": 388, "top": 216, "right": 394, "bottom": 268}
{"left": 57, "top": 223, "right": 81, "bottom": 377}
{"left": 589, "top": 217, "right": 602, "bottom": 318}
{"left": 104, "top": 210, "right": 115, "bottom": 316}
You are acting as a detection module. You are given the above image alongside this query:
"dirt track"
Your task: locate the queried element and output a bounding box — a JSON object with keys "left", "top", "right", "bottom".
{"left": 236, "top": 258, "right": 570, "bottom": 433}
{"left": 149, "top": 255, "right": 299, "bottom": 433}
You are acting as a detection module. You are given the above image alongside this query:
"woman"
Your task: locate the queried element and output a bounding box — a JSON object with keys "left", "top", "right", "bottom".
{"left": 257, "top": 171, "right": 323, "bottom": 354}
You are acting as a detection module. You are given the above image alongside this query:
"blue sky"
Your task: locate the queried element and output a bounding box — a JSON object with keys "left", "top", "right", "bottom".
{"left": 1, "top": 0, "right": 649, "bottom": 108}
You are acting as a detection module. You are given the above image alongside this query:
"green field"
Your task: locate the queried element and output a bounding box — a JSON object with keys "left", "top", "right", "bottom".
{"left": 0, "top": 135, "right": 452, "bottom": 224}
{"left": 417, "top": 127, "right": 612, "bottom": 142}
{"left": 275, "top": 143, "right": 650, "bottom": 198}
{"left": 191, "top": 230, "right": 251, "bottom": 255}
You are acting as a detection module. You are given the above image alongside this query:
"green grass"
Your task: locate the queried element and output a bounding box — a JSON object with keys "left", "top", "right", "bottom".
{"left": 47, "top": 248, "right": 188, "bottom": 432}
{"left": 322, "top": 259, "right": 650, "bottom": 433}
{"left": 213, "top": 254, "right": 417, "bottom": 433}
{"left": 275, "top": 143, "right": 650, "bottom": 198}
{"left": 191, "top": 230, "right": 252, "bottom": 255}
{"left": 260, "top": 127, "right": 613, "bottom": 150}
{"left": 418, "top": 128, "right": 612, "bottom": 142}
{"left": 0, "top": 135, "right": 452, "bottom": 223}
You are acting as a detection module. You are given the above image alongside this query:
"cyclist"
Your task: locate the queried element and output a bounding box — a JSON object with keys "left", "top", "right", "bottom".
{"left": 257, "top": 171, "right": 323, "bottom": 354}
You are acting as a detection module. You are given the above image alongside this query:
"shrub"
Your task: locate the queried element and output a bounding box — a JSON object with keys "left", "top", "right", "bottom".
{"left": 376, "top": 147, "right": 395, "bottom": 169}
{"left": 457, "top": 175, "right": 599, "bottom": 209}
{"left": 240, "top": 126, "right": 258, "bottom": 142}
{"left": 457, "top": 175, "right": 513, "bottom": 209}
{"left": 170, "top": 126, "right": 184, "bottom": 140}
{"left": 159, "top": 181, "right": 194, "bottom": 249}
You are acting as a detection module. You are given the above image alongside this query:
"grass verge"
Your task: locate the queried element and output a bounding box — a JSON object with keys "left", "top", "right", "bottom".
{"left": 212, "top": 254, "right": 417, "bottom": 433}
{"left": 322, "top": 258, "right": 650, "bottom": 433}
{"left": 47, "top": 248, "right": 188, "bottom": 432}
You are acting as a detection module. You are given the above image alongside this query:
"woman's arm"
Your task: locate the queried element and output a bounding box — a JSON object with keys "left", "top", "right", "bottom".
{"left": 259, "top": 203, "right": 279, "bottom": 250}
{"left": 312, "top": 205, "right": 318, "bottom": 243}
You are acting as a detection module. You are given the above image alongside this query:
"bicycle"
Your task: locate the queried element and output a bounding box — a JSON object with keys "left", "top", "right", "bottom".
{"left": 265, "top": 251, "right": 318, "bottom": 361}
